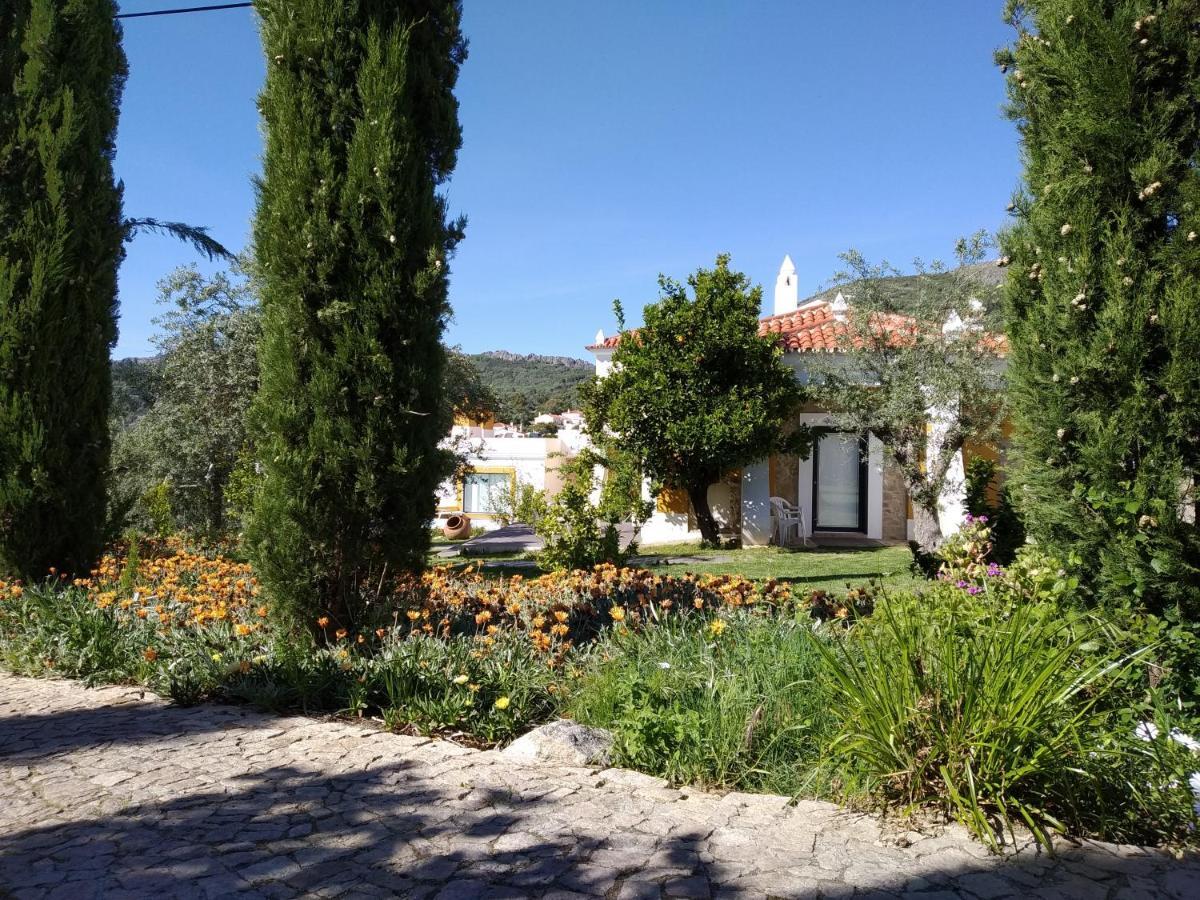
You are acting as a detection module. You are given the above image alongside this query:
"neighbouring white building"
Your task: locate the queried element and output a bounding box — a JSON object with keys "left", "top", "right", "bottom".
{"left": 587, "top": 255, "right": 1008, "bottom": 548}
{"left": 435, "top": 412, "right": 589, "bottom": 530}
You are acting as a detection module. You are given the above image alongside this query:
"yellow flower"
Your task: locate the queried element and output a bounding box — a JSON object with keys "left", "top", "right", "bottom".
{"left": 211, "top": 652, "right": 223, "bottom": 662}
{"left": 494, "top": 696, "right": 511, "bottom": 710}
{"left": 609, "top": 606, "right": 626, "bottom": 622}
{"left": 708, "top": 618, "right": 727, "bottom": 637}
{"left": 453, "top": 674, "right": 469, "bottom": 685}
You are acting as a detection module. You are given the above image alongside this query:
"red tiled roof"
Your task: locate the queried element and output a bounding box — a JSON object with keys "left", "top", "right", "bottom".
{"left": 587, "top": 333, "right": 622, "bottom": 351}
{"left": 757, "top": 304, "right": 849, "bottom": 352}
{"left": 587, "top": 300, "right": 1008, "bottom": 355}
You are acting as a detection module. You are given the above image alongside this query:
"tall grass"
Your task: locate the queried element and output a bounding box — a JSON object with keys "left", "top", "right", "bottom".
{"left": 814, "top": 590, "right": 1195, "bottom": 848}
{"left": 567, "top": 614, "right": 845, "bottom": 797}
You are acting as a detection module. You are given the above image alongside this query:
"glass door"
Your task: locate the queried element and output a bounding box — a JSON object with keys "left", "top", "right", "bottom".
{"left": 813, "top": 432, "right": 866, "bottom": 531}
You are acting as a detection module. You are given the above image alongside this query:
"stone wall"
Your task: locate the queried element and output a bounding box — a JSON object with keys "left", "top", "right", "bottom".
{"left": 881, "top": 459, "right": 909, "bottom": 543}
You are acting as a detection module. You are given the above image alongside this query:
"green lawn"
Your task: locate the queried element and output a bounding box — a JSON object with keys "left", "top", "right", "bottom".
{"left": 428, "top": 540, "right": 918, "bottom": 596}
{"left": 634, "top": 543, "right": 918, "bottom": 594}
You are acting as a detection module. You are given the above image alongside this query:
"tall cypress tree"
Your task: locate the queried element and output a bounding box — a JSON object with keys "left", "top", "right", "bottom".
{"left": 999, "top": 3, "right": 1200, "bottom": 614}
{"left": 248, "top": 1, "right": 466, "bottom": 628}
{"left": 0, "top": 0, "right": 127, "bottom": 577}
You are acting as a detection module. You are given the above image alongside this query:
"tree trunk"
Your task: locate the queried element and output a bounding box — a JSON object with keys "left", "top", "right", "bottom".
{"left": 687, "top": 483, "right": 721, "bottom": 547}
{"left": 911, "top": 502, "right": 944, "bottom": 555}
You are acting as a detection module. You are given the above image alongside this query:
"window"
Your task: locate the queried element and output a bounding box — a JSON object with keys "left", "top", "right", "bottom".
{"left": 813, "top": 432, "right": 867, "bottom": 531}
{"left": 463, "top": 472, "right": 511, "bottom": 514}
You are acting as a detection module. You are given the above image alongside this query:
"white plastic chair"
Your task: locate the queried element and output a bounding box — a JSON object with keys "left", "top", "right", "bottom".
{"left": 769, "top": 496, "right": 810, "bottom": 547}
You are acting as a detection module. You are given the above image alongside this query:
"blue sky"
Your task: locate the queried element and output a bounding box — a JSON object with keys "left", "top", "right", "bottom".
{"left": 112, "top": 1, "right": 1018, "bottom": 360}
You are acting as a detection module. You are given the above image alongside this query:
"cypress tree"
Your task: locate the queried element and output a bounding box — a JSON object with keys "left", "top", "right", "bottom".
{"left": 248, "top": 1, "right": 466, "bottom": 629}
{"left": 999, "top": 3, "right": 1200, "bottom": 616}
{"left": 0, "top": 0, "right": 127, "bottom": 577}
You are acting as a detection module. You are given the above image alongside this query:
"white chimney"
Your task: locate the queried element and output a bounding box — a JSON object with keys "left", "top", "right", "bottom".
{"left": 831, "top": 291, "right": 849, "bottom": 322}
{"left": 773, "top": 254, "right": 799, "bottom": 316}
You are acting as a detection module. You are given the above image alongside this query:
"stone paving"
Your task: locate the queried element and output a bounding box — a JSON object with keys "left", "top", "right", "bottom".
{"left": 2, "top": 673, "right": 1198, "bottom": 900}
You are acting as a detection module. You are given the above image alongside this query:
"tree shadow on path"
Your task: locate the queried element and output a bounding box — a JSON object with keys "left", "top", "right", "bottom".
{"left": 2, "top": 680, "right": 1199, "bottom": 899}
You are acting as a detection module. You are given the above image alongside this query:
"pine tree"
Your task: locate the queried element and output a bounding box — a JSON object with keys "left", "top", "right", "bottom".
{"left": 248, "top": 1, "right": 466, "bottom": 629}
{"left": 0, "top": 0, "right": 127, "bottom": 577}
{"left": 999, "top": 2, "right": 1200, "bottom": 614}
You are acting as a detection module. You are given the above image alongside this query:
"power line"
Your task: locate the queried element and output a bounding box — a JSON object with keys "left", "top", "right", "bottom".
{"left": 116, "top": 3, "right": 253, "bottom": 19}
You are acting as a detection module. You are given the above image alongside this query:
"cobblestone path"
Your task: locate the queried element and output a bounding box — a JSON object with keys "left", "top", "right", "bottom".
{"left": 2, "top": 673, "right": 1198, "bottom": 899}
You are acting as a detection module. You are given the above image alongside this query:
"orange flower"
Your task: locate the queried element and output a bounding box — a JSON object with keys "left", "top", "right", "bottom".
{"left": 317, "top": 616, "right": 331, "bottom": 628}
{"left": 335, "top": 628, "right": 348, "bottom": 640}
{"left": 256, "top": 606, "right": 269, "bottom": 618}
{"left": 143, "top": 647, "right": 158, "bottom": 662}
{"left": 375, "top": 628, "right": 386, "bottom": 639}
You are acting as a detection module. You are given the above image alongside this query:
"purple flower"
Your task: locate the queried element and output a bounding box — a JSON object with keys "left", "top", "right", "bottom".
{"left": 967, "top": 586, "right": 982, "bottom": 595}
{"left": 956, "top": 580, "right": 969, "bottom": 589}
{"left": 978, "top": 515, "right": 989, "bottom": 524}
{"left": 986, "top": 563, "right": 1003, "bottom": 577}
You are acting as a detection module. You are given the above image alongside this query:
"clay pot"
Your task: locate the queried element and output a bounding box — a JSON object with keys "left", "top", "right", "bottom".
{"left": 443, "top": 514, "right": 472, "bottom": 540}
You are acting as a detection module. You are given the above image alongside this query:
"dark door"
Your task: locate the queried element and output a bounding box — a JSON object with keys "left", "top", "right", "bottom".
{"left": 813, "top": 432, "right": 867, "bottom": 532}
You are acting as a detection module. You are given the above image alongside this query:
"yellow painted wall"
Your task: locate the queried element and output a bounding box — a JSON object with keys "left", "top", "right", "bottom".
{"left": 453, "top": 411, "right": 496, "bottom": 429}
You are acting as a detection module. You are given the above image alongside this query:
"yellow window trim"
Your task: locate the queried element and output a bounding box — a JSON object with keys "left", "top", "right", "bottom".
{"left": 459, "top": 466, "right": 518, "bottom": 516}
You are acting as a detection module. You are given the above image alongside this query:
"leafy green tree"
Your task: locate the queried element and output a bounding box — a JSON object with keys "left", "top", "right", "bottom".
{"left": 111, "top": 264, "right": 260, "bottom": 537}
{"left": 585, "top": 254, "right": 805, "bottom": 546}
{"left": 998, "top": 2, "right": 1200, "bottom": 614}
{"left": 806, "top": 237, "right": 1008, "bottom": 556}
{"left": 0, "top": 0, "right": 127, "bottom": 577}
{"left": 248, "top": 0, "right": 467, "bottom": 629}
{"left": 444, "top": 347, "right": 499, "bottom": 423}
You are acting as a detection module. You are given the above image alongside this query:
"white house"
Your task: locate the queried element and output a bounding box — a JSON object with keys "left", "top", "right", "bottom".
{"left": 587, "top": 255, "right": 1006, "bottom": 548}
{"left": 436, "top": 417, "right": 570, "bottom": 529}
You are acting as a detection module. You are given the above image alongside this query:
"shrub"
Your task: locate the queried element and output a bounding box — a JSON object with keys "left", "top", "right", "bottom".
{"left": 537, "top": 457, "right": 628, "bottom": 571}
{"left": 964, "top": 457, "right": 1025, "bottom": 564}
{"left": 488, "top": 481, "right": 549, "bottom": 529}
{"left": 815, "top": 585, "right": 1197, "bottom": 848}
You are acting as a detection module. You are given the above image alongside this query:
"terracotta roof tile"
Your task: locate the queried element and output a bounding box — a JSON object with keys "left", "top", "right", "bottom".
{"left": 587, "top": 301, "right": 1007, "bottom": 355}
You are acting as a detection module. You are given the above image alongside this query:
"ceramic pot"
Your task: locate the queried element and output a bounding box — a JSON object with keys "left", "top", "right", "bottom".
{"left": 443, "top": 514, "right": 472, "bottom": 540}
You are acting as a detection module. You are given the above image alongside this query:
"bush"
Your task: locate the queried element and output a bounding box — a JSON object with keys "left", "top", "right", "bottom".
{"left": 537, "top": 456, "right": 628, "bottom": 571}
{"left": 488, "top": 481, "right": 549, "bottom": 529}
{"left": 964, "top": 458, "right": 1025, "bottom": 564}
{"left": 815, "top": 585, "right": 1198, "bottom": 848}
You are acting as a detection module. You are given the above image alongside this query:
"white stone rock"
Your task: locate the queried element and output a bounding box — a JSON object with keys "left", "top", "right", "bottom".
{"left": 501, "top": 719, "right": 614, "bottom": 768}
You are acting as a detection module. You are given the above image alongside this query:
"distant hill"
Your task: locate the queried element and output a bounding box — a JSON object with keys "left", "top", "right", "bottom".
{"left": 467, "top": 351, "right": 593, "bottom": 422}
{"left": 797, "top": 261, "right": 1007, "bottom": 310}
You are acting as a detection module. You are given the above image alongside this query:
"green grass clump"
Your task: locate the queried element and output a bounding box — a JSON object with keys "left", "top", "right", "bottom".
{"left": 567, "top": 613, "right": 846, "bottom": 798}
{"left": 815, "top": 587, "right": 1199, "bottom": 849}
